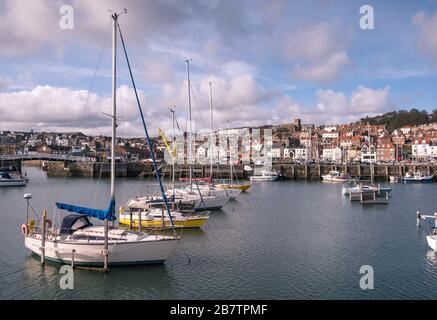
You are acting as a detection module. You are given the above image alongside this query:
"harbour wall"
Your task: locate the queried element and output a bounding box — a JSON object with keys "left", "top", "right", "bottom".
{"left": 39, "top": 161, "right": 437, "bottom": 181}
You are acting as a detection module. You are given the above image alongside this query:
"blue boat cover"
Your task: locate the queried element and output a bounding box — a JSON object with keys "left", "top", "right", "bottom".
{"left": 56, "top": 198, "right": 116, "bottom": 221}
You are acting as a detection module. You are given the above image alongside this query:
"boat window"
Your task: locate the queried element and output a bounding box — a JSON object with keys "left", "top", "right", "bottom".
{"left": 71, "top": 218, "right": 90, "bottom": 231}
{"left": 69, "top": 235, "right": 120, "bottom": 241}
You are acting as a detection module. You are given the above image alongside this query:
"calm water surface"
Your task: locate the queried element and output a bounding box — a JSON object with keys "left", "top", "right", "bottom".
{"left": 1, "top": 166, "right": 437, "bottom": 299}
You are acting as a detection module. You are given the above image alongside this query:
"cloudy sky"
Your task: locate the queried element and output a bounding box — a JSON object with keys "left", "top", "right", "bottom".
{"left": 1, "top": 0, "right": 437, "bottom": 137}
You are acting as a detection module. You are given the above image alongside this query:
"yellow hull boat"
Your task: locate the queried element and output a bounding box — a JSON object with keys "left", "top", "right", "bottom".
{"left": 119, "top": 213, "right": 209, "bottom": 229}
{"left": 215, "top": 183, "right": 251, "bottom": 192}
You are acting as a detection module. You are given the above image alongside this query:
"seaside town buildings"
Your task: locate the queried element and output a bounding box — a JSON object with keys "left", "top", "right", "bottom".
{"left": 1, "top": 119, "right": 437, "bottom": 164}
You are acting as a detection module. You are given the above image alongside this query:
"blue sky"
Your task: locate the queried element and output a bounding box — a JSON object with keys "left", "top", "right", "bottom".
{"left": 0, "top": 0, "right": 437, "bottom": 137}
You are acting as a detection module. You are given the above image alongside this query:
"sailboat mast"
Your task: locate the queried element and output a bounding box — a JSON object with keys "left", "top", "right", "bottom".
{"left": 209, "top": 82, "right": 213, "bottom": 178}
{"left": 186, "top": 59, "right": 192, "bottom": 189}
{"left": 105, "top": 12, "right": 118, "bottom": 272}
{"left": 228, "top": 120, "right": 233, "bottom": 184}
{"left": 110, "top": 15, "right": 117, "bottom": 217}
{"left": 171, "top": 107, "right": 176, "bottom": 192}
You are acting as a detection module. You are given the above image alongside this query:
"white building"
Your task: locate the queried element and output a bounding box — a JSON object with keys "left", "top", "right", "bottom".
{"left": 361, "top": 144, "right": 377, "bottom": 163}
{"left": 429, "top": 145, "right": 437, "bottom": 159}
{"left": 400, "top": 126, "right": 412, "bottom": 135}
{"left": 324, "top": 125, "right": 337, "bottom": 132}
{"left": 322, "top": 131, "right": 339, "bottom": 139}
{"left": 412, "top": 141, "right": 429, "bottom": 159}
{"left": 322, "top": 147, "right": 342, "bottom": 162}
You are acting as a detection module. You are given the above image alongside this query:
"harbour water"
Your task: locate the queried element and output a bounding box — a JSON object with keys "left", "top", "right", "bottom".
{"left": 1, "top": 166, "right": 437, "bottom": 299}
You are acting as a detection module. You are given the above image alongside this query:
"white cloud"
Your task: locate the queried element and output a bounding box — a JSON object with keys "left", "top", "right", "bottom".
{"left": 0, "top": 81, "right": 391, "bottom": 136}
{"left": 284, "top": 23, "right": 349, "bottom": 83}
{"left": 0, "top": 85, "right": 145, "bottom": 136}
{"left": 293, "top": 51, "right": 349, "bottom": 83}
{"left": 0, "top": 0, "right": 65, "bottom": 55}
{"left": 314, "top": 85, "right": 390, "bottom": 123}
{"left": 0, "top": 73, "right": 279, "bottom": 136}
{"left": 412, "top": 11, "right": 437, "bottom": 63}
{"left": 316, "top": 89, "right": 348, "bottom": 114}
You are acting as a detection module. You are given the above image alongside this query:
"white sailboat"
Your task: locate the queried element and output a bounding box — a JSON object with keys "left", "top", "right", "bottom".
{"left": 214, "top": 117, "right": 247, "bottom": 197}
{"left": 22, "top": 11, "right": 179, "bottom": 270}
{"left": 166, "top": 61, "right": 230, "bottom": 210}
{"left": 417, "top": 211, "right": 437, "bottom": 252}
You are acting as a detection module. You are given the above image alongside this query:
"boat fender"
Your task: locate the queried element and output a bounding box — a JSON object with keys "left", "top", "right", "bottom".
{"left": 21, "top": 223, "right": 29, "bottom": 236}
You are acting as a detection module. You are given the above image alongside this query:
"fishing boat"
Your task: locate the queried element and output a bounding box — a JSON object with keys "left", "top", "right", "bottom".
{"left": 22, "top": 11, "right": 179, "bottom": 270}
{"left": 321, "top": 170, "right": 351, "bottom": 182}
{"left": 0, "top": 171, "right": 26, "bottom": 187}
{"left": 250, "top": 170, "right": 279, "bottom": 181}
{"left": 403, "top": 170, "right": 434, "bottom": 183}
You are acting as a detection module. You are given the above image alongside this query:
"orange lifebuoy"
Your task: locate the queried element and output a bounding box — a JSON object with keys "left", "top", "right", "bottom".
{"left": 21, "top": 223, "right": 29, "bottom": 236}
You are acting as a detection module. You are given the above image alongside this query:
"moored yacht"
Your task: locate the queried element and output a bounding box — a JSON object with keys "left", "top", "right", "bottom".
{"left": 250, "top": 170, "right": 279, "bottom": 181}
{"left": 0, "top": 171, "right": 26, "bottom": 187}
{"left": 119, "top": 199, "right": 209, "bottom": 229}
{"left": 322, "top": 170, "right": 351, "bottom": 182}
{"left": 22, "top": 11, "right": 179, "bottom": 270}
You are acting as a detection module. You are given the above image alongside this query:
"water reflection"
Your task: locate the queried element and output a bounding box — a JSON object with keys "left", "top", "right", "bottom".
{"left": 425, "top": 250, "right": 437, "bottom": 265}
{"left": 22, "top": 253, "right": 175, "bottom": 299}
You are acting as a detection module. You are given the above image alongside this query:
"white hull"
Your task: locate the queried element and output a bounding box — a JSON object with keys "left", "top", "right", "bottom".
{"left": 221, "top": 188, "right": 242, "bottom": 199}
{"left": 403, "top": 176, "right": 434, "bottom": 183}
{"left": 168, "top": 186, "right": 230, "bottom": 210}
{"left": 342, "top": 186, "right": 392, "bottom": 196}
{"left": 250, "top": 175, "right": 278, "bottom": 181}
{"left": 322, "top": 176, "right": 350, "bottom": 182}
{"left": 0, "top": 179, "right": 26, "bottom": 187}
{"left": 194, "top": 194, "right": 229, "bottom": 210}
{"left": 426, "top": 235, "right": 437, "bottom": 252}
{"left": 25, "top": 234, "right": 178, "bottom": 266}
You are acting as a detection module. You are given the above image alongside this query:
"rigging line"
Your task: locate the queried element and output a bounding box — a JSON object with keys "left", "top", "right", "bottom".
{"left": 92, "top": 161, "right": 104, "bottom": 207}
{"left": 193, "top": 167, "right": 207, "bottom": 212}
{"left": 190, "top": 85, "right": 207, "bottom": 130}
{"left": 117, "top": 23, "right": 175, "bottom": 232}
{"left": 80, "top": 19, "right": 112, "bottom": 112}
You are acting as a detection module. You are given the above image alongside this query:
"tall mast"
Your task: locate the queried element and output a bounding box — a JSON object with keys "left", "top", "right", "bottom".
{"left": 209, "top": 81, "right": 214, "bottom": 178}
{"left": 104, "top": 12, "right": 118, "bottom": 272}
{"left": 185, "top": 59, "right": 192, "bottom": 189}
{"left": 110, "top": 13, "right": 117, "bottom": 223}
{"left": 171, "top": 107, "right": 176, "bottom": 193}
{"left": 228, "top": 120, "right": 233, "bottom": 184}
